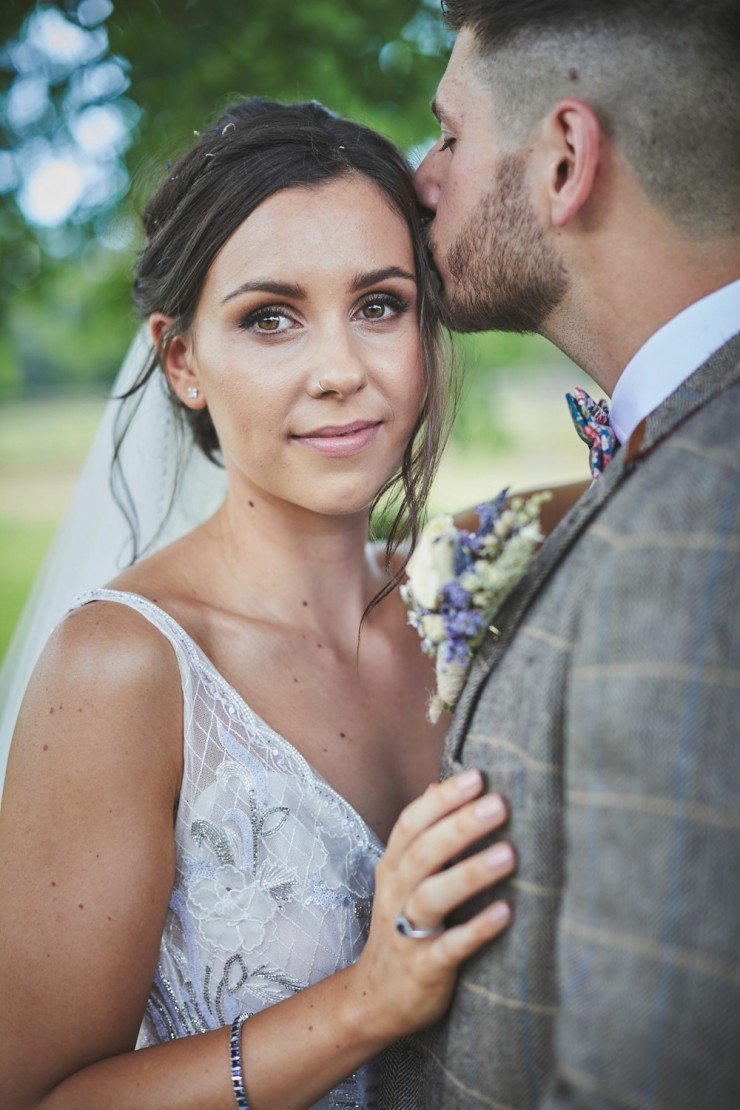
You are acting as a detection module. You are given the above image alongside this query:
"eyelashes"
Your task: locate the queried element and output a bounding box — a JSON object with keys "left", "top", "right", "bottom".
{"left": 237, "top": 291, "right": 411, "bottom": 335}
{"left": 355, "top": 291, "right": 411, "bottom": 321}
{"left": 238, "top": 306, "right": 288, "bottom": 333}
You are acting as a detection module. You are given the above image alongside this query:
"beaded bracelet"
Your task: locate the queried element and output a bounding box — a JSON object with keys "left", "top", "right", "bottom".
{"left": 229, "top": 1013, "right": 251, "bottom": 1109}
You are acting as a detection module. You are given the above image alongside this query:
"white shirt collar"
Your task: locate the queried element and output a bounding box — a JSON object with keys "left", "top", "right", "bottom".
{"left": 610, "top": 279, "right": 740, "bottom": 444}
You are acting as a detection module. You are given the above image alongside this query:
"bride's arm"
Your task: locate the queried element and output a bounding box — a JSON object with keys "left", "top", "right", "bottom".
{"left": 0, "top": 604, "right": 514, "bottom": 1110}
{"left": 453, "top": 478, "right": 589, "bottom": 538}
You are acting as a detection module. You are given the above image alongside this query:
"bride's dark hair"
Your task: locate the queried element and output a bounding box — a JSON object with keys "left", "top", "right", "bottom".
{"left": 119, "top": 97, "right": 453, "bottom": 600}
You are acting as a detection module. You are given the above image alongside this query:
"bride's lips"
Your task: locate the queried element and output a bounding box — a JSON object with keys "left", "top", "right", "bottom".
{"left": 292, "top": 419, "right": 382, "bottom": 457}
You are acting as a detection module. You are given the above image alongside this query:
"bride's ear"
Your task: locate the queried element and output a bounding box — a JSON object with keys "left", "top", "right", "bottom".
{"left": 148, "top": 313, "right": 207, "bottom": 410}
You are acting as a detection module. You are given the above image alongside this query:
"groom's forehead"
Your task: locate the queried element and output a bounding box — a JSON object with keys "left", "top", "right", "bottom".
{"left": 434, "top": 71, "right": 494, "bottom": 134}
{"left": 435, "top": 30, "right": 496, "bottom": 123}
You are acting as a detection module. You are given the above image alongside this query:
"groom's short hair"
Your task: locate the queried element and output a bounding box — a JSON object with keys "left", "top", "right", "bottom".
{"left": 443, "top": 0, "right": 740, "bottom": 237}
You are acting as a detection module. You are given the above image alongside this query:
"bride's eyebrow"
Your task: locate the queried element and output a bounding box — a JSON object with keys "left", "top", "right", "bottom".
{"left": 221, "top": 279, "right": 306, "bottom": 305}
{"left": 349, "top": 266, "right": 416, "bottom": 292}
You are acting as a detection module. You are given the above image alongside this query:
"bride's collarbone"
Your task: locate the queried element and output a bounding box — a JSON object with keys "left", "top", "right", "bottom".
{"left": 101, "top": 574, "right": 442, "bottom": 798}
{"left": 204, "top": 626, "right": 441, "bottom": 815}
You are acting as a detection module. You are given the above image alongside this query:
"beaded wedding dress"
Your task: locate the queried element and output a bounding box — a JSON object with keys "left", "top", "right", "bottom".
{"left": 69, "top": 588, "right": 384, "bottom": 1108}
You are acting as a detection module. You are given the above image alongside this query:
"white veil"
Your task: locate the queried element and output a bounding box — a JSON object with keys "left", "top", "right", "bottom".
{"left": 0, "top": 327, "right": 227, "bottom": 792}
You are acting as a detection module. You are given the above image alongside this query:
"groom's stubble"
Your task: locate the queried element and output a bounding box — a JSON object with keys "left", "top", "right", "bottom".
{"left": 434, "top": 152, "right": 569, "bottom": 334}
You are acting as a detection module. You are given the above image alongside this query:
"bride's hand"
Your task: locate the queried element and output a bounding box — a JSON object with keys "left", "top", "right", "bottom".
{"left": 352, "top": 768, "right": 514, "bottom": 1041}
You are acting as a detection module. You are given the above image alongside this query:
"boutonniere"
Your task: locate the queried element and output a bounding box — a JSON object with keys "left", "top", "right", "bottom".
{"left": 401, "top": 490, "right": 551, "bottom": 722}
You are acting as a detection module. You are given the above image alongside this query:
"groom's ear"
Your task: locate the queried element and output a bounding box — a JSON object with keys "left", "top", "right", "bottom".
{"left": 148, "top": 313, "right": 206, "bottom": 410}
{"left": 540, "top": 98, "right": 601, "bottom": 229}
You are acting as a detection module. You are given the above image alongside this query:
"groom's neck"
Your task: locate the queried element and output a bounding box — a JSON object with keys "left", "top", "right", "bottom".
{"left": 542, "top": 182, "right": 740, "bottom": 396}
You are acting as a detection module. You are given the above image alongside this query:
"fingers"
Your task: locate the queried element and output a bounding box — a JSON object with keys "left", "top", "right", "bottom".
{"left": 427, "top": 900, "right": 513, "bottom": 971}
{"left": 403, "top": 841, "right": 516, "bottom": 930}
{"left": 394, "top": 789, "right": 509, "bottom": 894}
{"left": 384, "top": 769, "right": 486, "bottom": 864}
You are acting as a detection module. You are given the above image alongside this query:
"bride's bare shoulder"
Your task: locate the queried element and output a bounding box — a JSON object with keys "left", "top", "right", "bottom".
{"left": 54, "top": 595, "right": 176, "bottom": 680}
{"left": 14, "top": 596, "right": 182, "bottom": 770}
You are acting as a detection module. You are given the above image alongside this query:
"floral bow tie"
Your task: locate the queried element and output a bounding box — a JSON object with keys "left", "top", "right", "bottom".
{"left": 566, "top": 386, "right": 618, "bottom": 478}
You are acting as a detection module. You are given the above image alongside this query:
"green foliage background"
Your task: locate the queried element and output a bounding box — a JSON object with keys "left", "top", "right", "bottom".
{"left": 0, "top": 0, "right": 451, "bottom": 396}
{"left": 0, "top": 0, "right": 566, "bottom": 403}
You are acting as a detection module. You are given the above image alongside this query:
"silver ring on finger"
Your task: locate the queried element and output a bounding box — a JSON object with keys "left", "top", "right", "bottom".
{"left": 395, "top": 911, "right": 444, "bottom": 940}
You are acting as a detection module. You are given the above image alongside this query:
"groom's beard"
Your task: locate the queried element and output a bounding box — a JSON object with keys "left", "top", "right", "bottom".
{"left": 434, "top": 153, "right": 569, "bottom": 334}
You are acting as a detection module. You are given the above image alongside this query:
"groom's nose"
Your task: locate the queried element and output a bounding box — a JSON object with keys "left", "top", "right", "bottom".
{"left": 414, "top": 149, "right": 440, "bottom": 213}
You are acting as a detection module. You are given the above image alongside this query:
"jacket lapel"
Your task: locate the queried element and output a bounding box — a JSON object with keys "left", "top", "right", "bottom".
{"left": 444, "top": 331, "right": 740, "bottom": 768}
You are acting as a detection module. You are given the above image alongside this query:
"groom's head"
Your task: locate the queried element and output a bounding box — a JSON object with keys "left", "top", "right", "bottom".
{"left": 418, "top": 0, "right": 740, "bottom": 334}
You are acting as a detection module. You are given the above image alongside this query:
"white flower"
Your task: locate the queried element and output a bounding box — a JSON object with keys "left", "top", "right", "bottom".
{"left": 520, "top": 521, "right": 544, "bottom": 544}
{"left": 476, "top": 559, "right": 512, "bottom": 592}
{"left": 421, "top": 613, "right": 446, "bottom": 644}
{"left": 459, "top": 569, "right": 482, "bottom": 593}
{"left": 494, "top": 511, "right": 514, "bottom": 538}
{"left": 405, "top": 515, "right": 457, "bottom": 610}
{"left": 188, "top": 864, "right": 276, "bottom": 955}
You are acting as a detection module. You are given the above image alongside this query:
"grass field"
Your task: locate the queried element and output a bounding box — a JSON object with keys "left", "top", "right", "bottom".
{"left": 0, "top": 396, "right": 106, "bottom": 658}
{"left": 1, "top": 371, "right": 588, "bottom": 664}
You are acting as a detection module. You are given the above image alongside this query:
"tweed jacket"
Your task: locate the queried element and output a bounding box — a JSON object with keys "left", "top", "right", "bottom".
{"left": 380, "top": 334, "right": 740, "bottom": 1109}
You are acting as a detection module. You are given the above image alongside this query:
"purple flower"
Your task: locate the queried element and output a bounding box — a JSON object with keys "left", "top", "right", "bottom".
{"left": 446, "top": 609, "right": 486, "bottom": 638}
{"left": 442, "top": 581, "right": 472, "bottom": 611}
{"left": 476, "top": 489, "right": 508, "bottom": 534}
{"left": 441, "top": 637, "right": 471, "bottom": 666}
{"left": 452, "top": 533, "right": 475, "bottom": 576}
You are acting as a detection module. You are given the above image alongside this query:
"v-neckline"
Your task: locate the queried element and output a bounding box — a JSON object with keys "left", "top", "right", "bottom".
{"left": 80, "top": 589, "right": 387, "bottom": 852}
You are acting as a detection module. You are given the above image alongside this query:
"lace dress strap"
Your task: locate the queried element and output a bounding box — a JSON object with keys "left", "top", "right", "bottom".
{"left": 65, "top": 588, "right": 200, "bottom": 699}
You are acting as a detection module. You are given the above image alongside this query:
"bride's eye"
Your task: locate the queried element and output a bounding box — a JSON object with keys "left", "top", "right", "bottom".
{"left": 362, "top": 302, "right": 386, "bottom": 320}
{"left": 239, "top": 306, "right": 296, "bottom": 334}
{"left": 355, "top": 293, "right": 409, "bottom": 323}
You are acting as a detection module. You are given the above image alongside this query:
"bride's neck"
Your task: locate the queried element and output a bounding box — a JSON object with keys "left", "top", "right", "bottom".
{"left": 200, "top": 487, "right": 383, "bottom": 634}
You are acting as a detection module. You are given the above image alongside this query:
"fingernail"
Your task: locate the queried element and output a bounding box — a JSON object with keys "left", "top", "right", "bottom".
{"left": 486, "top": 900, "right": 512, "bottom": 928}
{"left": 456, "top": 769, "right": 482, "bottom": 794}
{"left": 474, "top": 794, "right": 506, "bottom": 821}
{"left": 484, "top": 842, "right": 514, "bottom": 871}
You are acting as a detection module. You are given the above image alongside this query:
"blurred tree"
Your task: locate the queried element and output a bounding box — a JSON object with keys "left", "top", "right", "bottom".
{"left": 1, "top": 0, "right": 570, "bottom": 446}
{"left": 0, "top": 0, "right": 450, "bottom": 395}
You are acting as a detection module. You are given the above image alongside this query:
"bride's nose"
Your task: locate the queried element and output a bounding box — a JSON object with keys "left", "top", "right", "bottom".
{"left": 307, "top": 328, "right": 368, "bottom": 399}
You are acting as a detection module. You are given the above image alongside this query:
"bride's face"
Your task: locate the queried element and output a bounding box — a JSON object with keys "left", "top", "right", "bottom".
{"left": 161, "top": 175, "right": 425, "bottom": 519}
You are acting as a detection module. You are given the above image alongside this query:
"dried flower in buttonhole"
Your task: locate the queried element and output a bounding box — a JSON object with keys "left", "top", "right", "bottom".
{"left": 402, "top": 489, "right": 551, "bottom": 722}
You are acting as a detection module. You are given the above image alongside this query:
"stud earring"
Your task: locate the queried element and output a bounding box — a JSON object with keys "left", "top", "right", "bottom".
{"left": 187, "top": 386, "right": 200, "bottom": 400}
